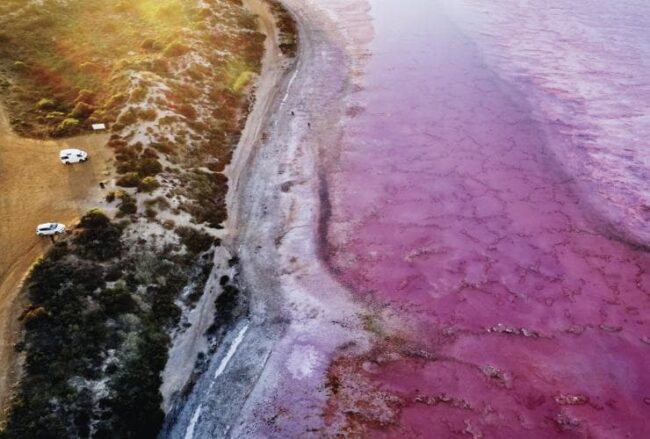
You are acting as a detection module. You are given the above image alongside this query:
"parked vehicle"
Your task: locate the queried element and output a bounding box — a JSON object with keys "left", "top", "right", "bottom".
{"left": 59, "top": 148, "right": 88, "bottom": 164}
{"left": 36, "top": 223, "right": 65, "bottom": 236}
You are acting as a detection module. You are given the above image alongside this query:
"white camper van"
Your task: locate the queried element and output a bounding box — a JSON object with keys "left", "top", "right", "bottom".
{"left": 59, "top": 148, "right": 88, "bottom": 164}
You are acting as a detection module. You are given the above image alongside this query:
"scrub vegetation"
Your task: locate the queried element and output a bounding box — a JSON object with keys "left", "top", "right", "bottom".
{"left": 0, "top": 0, "right": 263, "bottom": 140}
{"left": 266, "top": 0, "right": 299, "bottom": 57}
{"left": 3, "top": 210, "right": 219, "bottom": 438}
{"left": 0, "top": 0, "right": 292, "bottom": 436}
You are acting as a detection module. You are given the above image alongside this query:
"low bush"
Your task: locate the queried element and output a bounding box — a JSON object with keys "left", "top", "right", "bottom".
{"left": 74, "top": 89, "right": 95, "bottom": 105}
{"left": 145, "top": 207, "right": 157, "bottom": 218}
{"left": 139, "top": 176, "right": 160, "bottom": 193}
{"left": 215, "top": 284, "right": 240, "bottom": 326}
{"left": 163, "top": 41, "right": 190, "bottom": 57}
{"left": 55, "top": 117, "right": 80, "bottom": 136}
{"left": 45, "top": 111, "right": 65, "bottom": 121}
{"left": 116, "top": 172, "right": 141, "bottom": 188}
{"left": 162, "top": 219, "right": 175, "bottom": 230}
{"left": 137, "top": 158, "right": 162, "bottom": 177}
{"left": 36, "top": 98, "right": 56, "bottom": 110}
{"left": 141, "top": 38, "right": 163, "bottom": 52}
{"left": 176, "top": 226, "right": 214, "bottom": 255}
{"left": 99, "top": 282, "right": 136, "bottom": 316}
{"left": 144, "top": 196, "right": 170, "bottom": 211}
{"left": 70, "top": 101, "right": 95, "bottom": 119}
{"left": 117, "top": 193, "right": 137, "bottom": 215}
{"left": 12, "top": 60, "right": 26, "bottom": 71}
{"left": 138, "top": 107, "right": 157, "bottom": 121}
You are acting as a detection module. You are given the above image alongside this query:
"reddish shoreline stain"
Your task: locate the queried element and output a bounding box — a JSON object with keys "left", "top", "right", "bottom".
{"left": 325, "top": 0, "right": 650, "bottom": 436}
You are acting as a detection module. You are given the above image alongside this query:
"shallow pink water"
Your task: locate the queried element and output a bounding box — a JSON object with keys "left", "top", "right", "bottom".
{"left": 326, "top": 0, "right": 650, "bottom": 436}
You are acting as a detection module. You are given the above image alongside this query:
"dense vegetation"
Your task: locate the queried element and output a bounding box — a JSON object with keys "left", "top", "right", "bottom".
{"left": 267, "top": 0, "right": 299, "bottom": 57}
{"left": 2, "top": 210, "right": 218, "bottom": 438}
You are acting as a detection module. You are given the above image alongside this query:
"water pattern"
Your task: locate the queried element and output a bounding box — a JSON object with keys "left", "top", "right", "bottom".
{"left": 325, "top": 0, "right": 650, "bottom": 435}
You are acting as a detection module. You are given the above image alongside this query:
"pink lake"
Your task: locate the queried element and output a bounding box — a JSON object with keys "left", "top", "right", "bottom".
{"left": 325, "top": 0, "right": 650, "bottom": 436}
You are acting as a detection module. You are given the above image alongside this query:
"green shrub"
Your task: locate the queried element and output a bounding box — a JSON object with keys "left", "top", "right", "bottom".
{"left": 141, "top": 148, "right": 158, "bottom": 159}
{"left": 36, "top": 98, "right": 56, "bottom": 110}
{"left": 106, "top": 93, "right": 127, "bottom": 109}
{"left": 116, "top": 172, "right": 141, "bottom": 188}
{"left": 79, "top": 61, "right": 102, "bottom": 73}
{"left": 78, "top": 209, "right": 111, "bottom": 229}
{"left": 71, "top": 101, "right": 95, "bottom": 119}
{"left": 139, "top": 176, "right": 160, "bottom": 193}
{"left": 163, "top": 42, "right": 190, "bottom": 57}
{"left": 116, "top": 192, "right": 137, "bottom": 216}
{"left": 117, "top": 108, "right": 138, "bottom": 126}
{"left": 138, "top": 107, "right": 157, "bottom": 121}
{"left": 141, "top": 38, "right": 163, "bottom": 52}
{"left": 231, "top": 71, "right": 254, "bottom": 93}
{"left": 144, "top": 196, "right": 169, "bottom": 211}
{"left": 176, "top": 226, "right": 214, "bottom": 255}
{"left": 45, "top": 111, "right": 65, "bottom": 121}
{"left": 74, "top": 89, "right": 95, "bottom": 105}
{"left": 57, "top": 117, "right": 80, "bottom": 131}
{"left": 99, "top": 282, "right": 135, "bottom": 316}
{"left": 177, "top": 103, "right": 197, "bottom": 120}
{"left": 215, "top": 284, "right": 241, "bottom": 326}
{"left": 145, "top": 207, "right": 157, "bottom": 219}
{"left": 130, "top": 86, "right": 148, "bottom": 102}
{"left": 75, "top": 210, "right": 123, "bottom": 261}
{"left": 12, "top": 60, "right": 27, "bottom": 71}
{"left": 137, "top": 158, "right": 162, "bottom": 177}
{"left": 118, "top": 197, "right": 137, "bottom": 215}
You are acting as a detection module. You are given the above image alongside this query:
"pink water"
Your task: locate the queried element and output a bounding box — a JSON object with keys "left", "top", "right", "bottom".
{"left": 326, "top": 0, "right": 650, "bottom": 436}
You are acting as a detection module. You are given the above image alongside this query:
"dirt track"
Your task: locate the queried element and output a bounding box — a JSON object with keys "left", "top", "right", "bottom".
{"left": 0, "top": 107, "right": 111, "bottom": 419}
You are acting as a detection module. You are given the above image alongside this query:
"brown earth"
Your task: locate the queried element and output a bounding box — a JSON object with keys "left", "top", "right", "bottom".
{"left": 0, "top": 106, "right": 112, "bottom": 420}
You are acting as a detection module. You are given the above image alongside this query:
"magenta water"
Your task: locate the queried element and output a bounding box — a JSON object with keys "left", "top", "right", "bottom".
{"left": 326, "top": 0, "right": 650, "bottom": 436}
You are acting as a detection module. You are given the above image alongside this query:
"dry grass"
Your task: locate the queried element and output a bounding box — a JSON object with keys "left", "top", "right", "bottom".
{"left": 0, "top": 0, "right": 263, "bottom": 138}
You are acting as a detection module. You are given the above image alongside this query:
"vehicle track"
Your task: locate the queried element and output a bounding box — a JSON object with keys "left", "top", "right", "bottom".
{"left": 0, "top": 107, "right": 112, "bottom": 418}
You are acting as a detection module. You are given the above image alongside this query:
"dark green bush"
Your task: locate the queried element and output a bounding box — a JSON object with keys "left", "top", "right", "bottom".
{"left": 116, "top": 192, "right": 137, "bottom": 215}
{"left": 74, "top": 210, "right": 123, "bottom": 261}
{"left": 116, "top": 172, "right": 141, "bottom": 188}
{"left": 176, "top": 226, "right": 214, "bottom": 255}
{"left": 137, "top": 158, "right": 162, "bottom": 177}
{"left": 99, "top": 283, "right": 136, "bottom": 316}
{"left": 139, "top": 176, "right": 159, "bottom": 193}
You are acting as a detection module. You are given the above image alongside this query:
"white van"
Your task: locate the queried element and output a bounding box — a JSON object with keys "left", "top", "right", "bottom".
{"left": 60, "top": 148, "right": 88, "bottom": 164}
{"left": 36, "top": 223, "right": 66, "bottom": 236}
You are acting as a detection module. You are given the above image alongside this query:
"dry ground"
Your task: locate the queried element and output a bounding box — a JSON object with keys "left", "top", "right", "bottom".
{"left": 0, "top": 106, "right": 111, "bottom": 419}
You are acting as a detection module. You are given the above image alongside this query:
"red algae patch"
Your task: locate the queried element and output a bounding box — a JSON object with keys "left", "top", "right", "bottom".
{"left": 323, "top": 0, "right": 650, "bottom": 436}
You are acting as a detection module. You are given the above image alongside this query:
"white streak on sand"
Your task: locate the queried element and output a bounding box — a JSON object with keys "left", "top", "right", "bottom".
{"left": 214, "top": 324, "right": 250, "bottom": 380}
{"left": 281, "top": 62, "right": 300, "bottom": 106}
{"left": 182, "top": 406, "right": 202, "bottom": 439}
{"left": 183, "top": 323, "right": 249, "bottom": 439}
